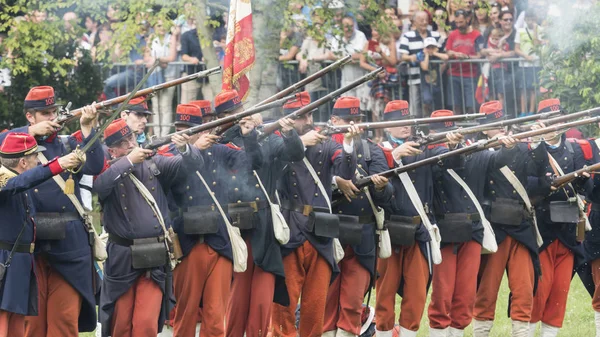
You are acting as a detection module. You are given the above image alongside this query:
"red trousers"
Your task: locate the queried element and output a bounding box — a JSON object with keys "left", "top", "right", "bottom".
{"left": 474, "top": 236, "right": 535, "bottom": 322}
{"left": 225, "top": 238, "right": 275, "bottom": 337}
{"left": 111, "top": 275, "right": 163, "bottom": 337}
{"left": 323, "top": 245, "right": 371, "bottom": 335}
{"left": 429, "top": 241, "right": 482, "bottom": 329}
{"left": 591, "top": 259, "right": 600, "bottom": 311}
{"left": 173, "top": 243, "right": 232, "bottom": 337}
{"left": 271, "top": 240, "right": 332, "bottom": 337}
{"left": 375, "top": 243, "right": 429, "bottom": 332}
{"left": 530, "top": 240, "right": 574, "bottom": 327}
{"left": 24, "top": 256, "right": 82, "bottom": 337}
{"left": 0, "top": 310, "right": 24, "bottom": 337}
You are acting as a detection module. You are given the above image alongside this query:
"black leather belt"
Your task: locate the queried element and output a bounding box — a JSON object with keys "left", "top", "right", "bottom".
{"left": 35, "top": 212, "right": 80, "bottom": 222}
{"left": 109, "top": 233, "right": 165, "bottom": 247}
{"left": 358, "top": 215, "right": 375, "bottom": 224}
{"left": 280, "top": 200, "right": 329, "bottom": 216}
{"left": 227, "top": 200, "right": 269, "bottom": 212}
{"left": 435, "top": 213, "right": 481, "bottom": 222}
{"left": 385, "top": 215, "right": 421, "bottom": 224}
{"left": 0, "top": 241, "right": 34, "bottom": 253}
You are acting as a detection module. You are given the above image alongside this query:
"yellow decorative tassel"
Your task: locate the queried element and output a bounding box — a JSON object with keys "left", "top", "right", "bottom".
{"left": 64, "top": 173, "right": 75, "bottom": 195}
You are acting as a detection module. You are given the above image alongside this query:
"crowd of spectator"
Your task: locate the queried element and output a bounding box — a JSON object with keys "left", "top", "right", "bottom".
{"left": 0, "top": 0, "right": 570, "bottom": 136}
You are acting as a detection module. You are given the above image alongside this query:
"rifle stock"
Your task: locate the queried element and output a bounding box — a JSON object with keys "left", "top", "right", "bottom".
{"left": 57, "top": 66, "right": 222, "bottom": 125}
{"left": 552, "top": 162, "right": 600, "bottom": 188}
{"left": 258, "top": 67, "right": 384, "bottom": 141}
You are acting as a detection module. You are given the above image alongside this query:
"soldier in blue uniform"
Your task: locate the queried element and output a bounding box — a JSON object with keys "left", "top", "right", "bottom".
{"left": 322, "top": 96, "right": 392, "bottom": 337}
{"left": 0, "top": 132, "right": 81, "bottom": 337}
{"left": 271, "top": 93, "right": 360, "bottom": 337}
{"left": 0, "top": 86, "right": 104, "bottom": 337}
{"left": 120, "top": 96, "right": 153, "bottom": 147}
{"left": 374, "top": 100, "right": 463, "bottom": 337}
{"left": 94, "top": 118, "right": 202, "bottom": 337}
{"left": 214, "top": 91, "right": 306, "bottom": 337}
{"left": 427, "top": 109, "right": 519, "bottom": 337}
{"left": 473, "top": 101, "right": 550, "bottom": 337}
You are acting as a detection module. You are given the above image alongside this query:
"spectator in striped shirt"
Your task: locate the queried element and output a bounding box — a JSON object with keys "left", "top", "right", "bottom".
{"left": 398, "top": 11, "right": 442, "bottom": 117}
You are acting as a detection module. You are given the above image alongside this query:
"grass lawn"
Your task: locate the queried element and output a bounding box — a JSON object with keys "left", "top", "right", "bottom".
{"left": 79, "top": 273, "right": 595, "bottom": 337}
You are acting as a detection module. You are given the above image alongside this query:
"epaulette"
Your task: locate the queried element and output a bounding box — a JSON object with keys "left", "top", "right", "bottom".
{"left": 376, "top": 142, "right": 395, "bottom": 169}
{"left": 0, "top": 166, "right": 17, "bottom": 188}
{"left": 156, "top": 144, "right": 175, "bottom": 157}
{"left": 331, "top": 133, "right": 344, "bottom": 145}
{"left": 427, "top": 143, "right": 448, "bottom": 150}
{"left": 225, "top": 142, "right": 242, "bottom": 151}
{"left": 569, "top": 138, "right": 594, "bottom": 161}
{"left": 274, "top": 130, "right": 282, "bottom": 137}
{"left": 71, "top": 130, "right": 83, "bottom": 143}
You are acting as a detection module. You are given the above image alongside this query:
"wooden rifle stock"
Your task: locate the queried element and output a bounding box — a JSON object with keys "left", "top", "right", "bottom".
{"left": 255, "top": 55, "right": 351, "bottom": 107}
{"left": 320, "top": 113, "right": 485, "bottom": 136}
{"left": 144, "top": 95, "right": 293, "bottom": 150}
{"left": 57, "top": 66, "right": 222, "bottom": 125}
{"left": 258, "top": 67, "right": 384, "bottom": 141}
{"left": 552, "top": 162, "right": 600, "bottom": 188}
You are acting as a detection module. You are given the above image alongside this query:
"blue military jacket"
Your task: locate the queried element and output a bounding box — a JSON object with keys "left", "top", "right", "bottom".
{"left": 94, "top": 147, "right": 202, "bottom": 337}
{"left": 0, "top": 127, "right": 104, "bottom": 332}
{"left": 573, "top": 139, "right": 600, "bottom": 261}
{"left": 0, "top": 164, "right": 58, "bottom": 315}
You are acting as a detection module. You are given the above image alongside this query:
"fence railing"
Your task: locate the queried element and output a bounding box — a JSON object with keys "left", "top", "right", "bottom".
{"left": 97, "top": 57, "right": 543, "bottom": 136}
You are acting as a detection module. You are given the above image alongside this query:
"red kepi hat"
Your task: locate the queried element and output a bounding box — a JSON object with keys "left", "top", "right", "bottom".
{"left": 282, "top": 92, "right": 311, "bottom": 115}
{"left": 104, "top": 119, "right": 133, "bottom": 147}
{"left": 24, "top": 86, "right": 58, "bottom": 111}
{"left": 0, "top": 132, "right": 46, "bottom": 158}
{"left": 174, "top": 104, "right": 203, "bottom": 127}
{"left": 122, "top": 96, "right": 153, "bottom": 115}
{"left": 332, "top": 96, "right": 363, "bottom": 118}
{"left": 214, "top": 90, "right": 243, "bottom": 115}
{"left": 188, "top": 100, "right": 213, "bottom": 117}
{"left": 479, "top": 100, "right": 505, "bottom": 124}
{"left": 538, "top": 98, "right": 562, "bottom": 113}
{"left": 429, "top": 110, "right": 457, "bottom": 132}
{"left": 383, "top": 100, "right": 411, "bottom": 121}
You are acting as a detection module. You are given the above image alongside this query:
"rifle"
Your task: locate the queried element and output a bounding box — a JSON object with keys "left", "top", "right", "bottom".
{"left": 144, "top": 94, "right": 295, "bottom": 150}
{"left": 332, "top": 116, "right": 600, "bottom": 205}
{"left": 417, "top": 110, "right": 563, "bottom": 146}
{"left": 56, "top": 66, "right": 222, "bottom": 125}
{"left": 552, "top": 162, "right": 600, "bottom": 188}
{"left": 513, "top": 106, "right": 600, "bottom": 131}
{"left": 320, "top": 113, "right": 485, "bottom": 136}
{"left": 258, "top": 67, "right": 385, "bottom": 141}
{"left": 255, "top": 56, "right": 351, "bottom": 107}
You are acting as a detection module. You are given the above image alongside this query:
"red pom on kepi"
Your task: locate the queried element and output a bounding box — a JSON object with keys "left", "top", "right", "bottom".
{"left": 0, "top": 132, "right": 46, "bottom": 158}
{"left": 283, "top": 92, "right": 311, "bottom": 115}
{"left": 175, "top": 104, "right": 203, "bottom": 127}
{"left": 383, "top": 100, "right": 411, "bottom": 121}
{"left": 214, "top": 89, "right": 243, "bottom": 115}
{"left": 188, "top": 100, "right": 213, "bottom": 117}
{"left": 479, "top": 100, "right": 505, "bottom": 124}
{"left": 429, "top": 109, "right": 456, "bottom": 132}
{"left": 24, "top": 86, "right": 57, "bottom": 111}
{"left": 104, "top": 119, "right": 133, "bottom": 147}
{"left": 538, "top": 98, "right": 562, "bottom": 114}
{"left": 332, "top": 96, "right": 363, "bottom": 118}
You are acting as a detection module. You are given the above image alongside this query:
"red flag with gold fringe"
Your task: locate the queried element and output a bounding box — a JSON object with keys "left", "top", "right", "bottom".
{"left": 222, "top": 0, "right": 255, "bottom": 100}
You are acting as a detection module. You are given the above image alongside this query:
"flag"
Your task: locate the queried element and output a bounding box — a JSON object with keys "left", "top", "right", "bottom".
{"left": 222, "top": 0, "right": 255, "bottom": 100}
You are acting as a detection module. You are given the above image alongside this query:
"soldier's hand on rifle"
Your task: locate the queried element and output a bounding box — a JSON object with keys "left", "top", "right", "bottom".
{"left": 343, "top": 122, "right": 361, "bottom": 145}
{"left": 79, "top": 102, "right": 98, "bottom": 127}
{"left": 171, "top": 134, "right": 190, "bottom": 153}
{"left": 336, "top": 177, "right": 360, "bottom": 202}
{"left": 240, "top": 116, "right": 256, "bottom": 136}
{"left": 392, "top": 141, "right": 422, "bottom": 160}
{"left": 371, "top": 174, "right": 389, "bottom": 191}
{"left": 194, "top": 133, "right": 219, "bottom": 150}
{"left": 301, "top": 130, "right": 327, "bottom": 147}
{"left": 499, "top": 136, "right": 518, "bottom": 149}
{"left": 29, "top": 120, "right": 61, "bottom": 137}
{"left": 127, "top": 148, "right": 153, "bottom": 165}
{"left": 279, "top": 117, "right": 295, "bottom": 134}
{"left": 445, "top": 131, "right": 463, "bottom": 147}
{"left": 58, "top": 152, "right": 83, "bottom": 171}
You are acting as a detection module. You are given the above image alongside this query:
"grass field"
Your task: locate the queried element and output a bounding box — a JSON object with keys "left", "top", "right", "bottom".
{"left": 78, "top": 273, "right": 596, "bottom": 337}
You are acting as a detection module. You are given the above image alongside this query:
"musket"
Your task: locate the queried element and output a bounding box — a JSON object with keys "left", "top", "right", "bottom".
{"left": 552, "top": 162, "right": 600, "bottom": 188}
{"left": 332, "top": 116, "right": 600, "bottom": 205}
{"left": 418, "top": 110, "right": 563, "bottom": 146}
{"left": 255, "top": 55, "right": 352, "bottom": 107}
{"left": 258, "top": 67, "right": 385, "bottom": 141}
{"left": 56, "top": 66, "right": 222, "bottom": 125}
{"left": 320, "top": 113, "right": 486, "bottom": 136}
{"left": 144, "top": 94, "right": 295, "bottom": 150}
{"left": 513, "top": 106, "right": 600, "bottom": 132}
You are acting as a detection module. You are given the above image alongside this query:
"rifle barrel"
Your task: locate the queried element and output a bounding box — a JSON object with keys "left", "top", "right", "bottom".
{"left": 553, "top": 162, "right": 600, "bottom": 187}
{"left": 517, "top": 107, "right": 600, "bottom": 131}
{"left": 58, "top": 66, "right": 222, "bottom": 125}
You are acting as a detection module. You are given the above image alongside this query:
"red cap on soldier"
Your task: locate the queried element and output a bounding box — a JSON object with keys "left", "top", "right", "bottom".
{"left": 24, "top": 86, "right": 57, "bottom": 111}
{"left": 0, "top": 132, "right": 46, "bottom": 158}
{"left": 175, "top": 104, "right": 203, "bottom": 127}
{"left": 282, "top": 92, "right": 311, "bottom": 115}
{"left": 104, "top": 119, "right": 133, "bottom": 147}
{"left": 537, "top": 98, "right": 562, "bottom": 114}
{"left": 383, "top": 100, "right": 411, "bottom": 121}
{"left": 479, "top": 100, "right": 505, "bottom": 124}
{"left": 123, "top": 96, "right": 153, "bottom": 115}
{"left": 214, "top": 90, "right": 243, "bottom": 115}
{"left": 429, "top": 109, "right": 456, "bottom": 132}
{"left": 188, "top": 100, "right": 213, "bottom": 117}
{"left": 332, "top": 96, "right": 363, "bottom": 118}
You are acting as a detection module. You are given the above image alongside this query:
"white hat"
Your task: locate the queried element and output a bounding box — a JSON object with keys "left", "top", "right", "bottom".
{"left": 424, "top": 37, "right": 440, "bottom": 48}
{"left": 327, "top": 0, "right": 345, "bottom": 9}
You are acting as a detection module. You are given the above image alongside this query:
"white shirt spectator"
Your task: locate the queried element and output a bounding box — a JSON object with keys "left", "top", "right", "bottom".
{"left": 328, "top": 29, "right": 368, "bottom": 86}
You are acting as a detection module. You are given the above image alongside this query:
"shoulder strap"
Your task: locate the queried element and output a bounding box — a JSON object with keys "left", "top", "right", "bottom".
{"left": 499, "top": 166, "right": 544, "bottom": 247}
{"left": 361, "top": 139, "right": 371, "bottom": 162}
{"left": 564, "top": 140, "right": 574, "bottom": 154}
{"left": 303, "top": 157, "right": 331, "bottom": 213}
{"left": 253, "top": 170, "right": 273, "bottom": 205}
